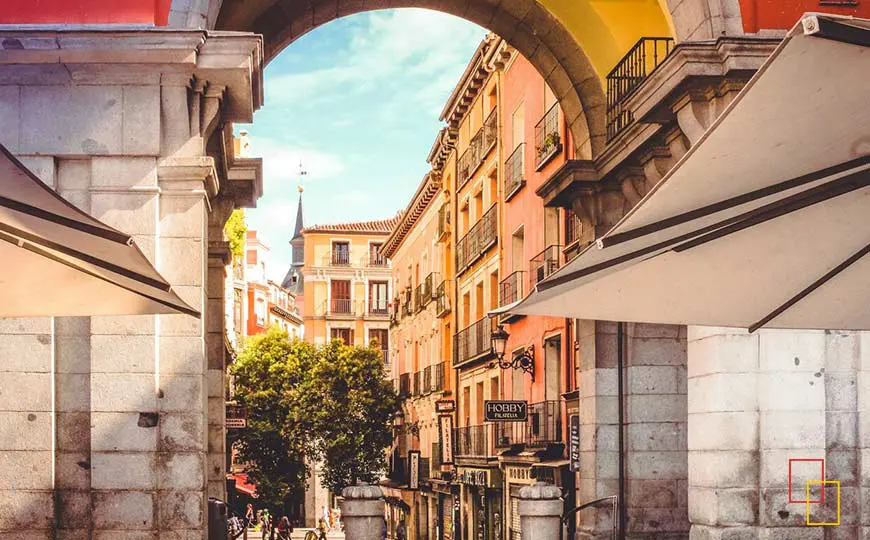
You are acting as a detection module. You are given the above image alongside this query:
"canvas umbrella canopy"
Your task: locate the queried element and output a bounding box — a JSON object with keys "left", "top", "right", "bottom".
{"left": 0, "top": 144, "right": 198, "bottom": 317}
{"left": 502, "top": 14, "right": 870, "bottom": 331}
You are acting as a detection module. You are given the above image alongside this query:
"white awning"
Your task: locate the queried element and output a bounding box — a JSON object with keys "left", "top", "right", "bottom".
{"left": 508, "top": 14, "right": 870, "bottom": 331}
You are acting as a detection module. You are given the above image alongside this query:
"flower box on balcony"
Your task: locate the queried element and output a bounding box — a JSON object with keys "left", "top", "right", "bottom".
{"left": 0, "top": 0, "right": 172, "bottom": 25}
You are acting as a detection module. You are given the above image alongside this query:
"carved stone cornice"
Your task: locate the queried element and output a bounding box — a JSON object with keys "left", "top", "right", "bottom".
{"left": 535, "top": 160, "right": 598, "bottom": 209}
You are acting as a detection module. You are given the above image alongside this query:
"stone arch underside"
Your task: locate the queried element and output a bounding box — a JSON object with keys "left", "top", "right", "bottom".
{"left": 216, "top": 0, "right": 606, "bottom": 158}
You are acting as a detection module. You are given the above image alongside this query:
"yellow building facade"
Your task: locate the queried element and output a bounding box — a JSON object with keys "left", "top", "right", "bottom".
{"left": 301, "top": 219, "right": 399, "bottom": 350}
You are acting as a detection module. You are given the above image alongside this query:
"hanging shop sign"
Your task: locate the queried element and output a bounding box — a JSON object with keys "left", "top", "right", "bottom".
{"left": 439, "top": 415, "right": 454, "bottom": 465}
{"left": 436, "top": 399, "right": 456, "bottom": 413}
{"left": 569, "top": 415, "right": 580, "bottom": 472}
{"left": 409, "top": 450, "right": 421, "bottom": 490}
{"left": 226, "top": 403, "right": 247, "bottom": 429}
{"left": 484, "top": 400, "right": 528, "bottom": 422}
{"left": 456, "top": 467, "right": 503, "bottom": 488}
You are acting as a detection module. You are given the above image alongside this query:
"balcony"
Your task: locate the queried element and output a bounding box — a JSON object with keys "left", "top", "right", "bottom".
{"left": 457, "top": 108, "right": 498, "bottom": 190}
{"left": 534, "top": 103, "right": 562, "bottom": 170}
{"left": 456, "top": 205, "right": 498, "bottom": 275}
{"left": 325, "top": 250, "right": 351, "bottom": 267}
{"left": 423, "top": 366, "right": 432, "bottom": 395}
{"left": 413, "top": 285, "right": 424, "bottom": 314}
{"left": 401, "top": 288, "right": 412, "bottom": 318}
{"left": 499, "top": 270, "right": 525, "bottom": 324}
{"left": 434, "top": 362, "right": 445, "bottom": 391}
{"left": 529, "top": 245, "right": 562, "bottom": 290}
{"left": 422, "top": 273, "right": 436, "bottom": 304}
{"left": 435, "top": 280, "right": 452, "bottom": 318}
{"left": 437, "top": 203, "right": 450, "bottom": 241}
{"left": 412, "top": 371, "right": 421, "bottom": 397}
{"left": 399, "top": 373, "right": 411, "bottom": 398}
{"left": 504, "top": 143, "right": 525, "bottom": 201}
{"left": 368, "top": 304, "right": 389, "bottom": 318}
{"left": 364, "top": 254, "right": 389, "bottom": 268}
{"left": 454, "top": 424, "right": 496, "bottom": 457}
{"left": 453, "top": 316, "right": 495, "bottom": 367}
{"left": 606, "top": 37, "right": 675, "bottom": 141}
{"left": 494, "top": 400, "right": 562, "bottom": 448}
{"left": 321, "top": 298, "right": 356, "bottom": 317}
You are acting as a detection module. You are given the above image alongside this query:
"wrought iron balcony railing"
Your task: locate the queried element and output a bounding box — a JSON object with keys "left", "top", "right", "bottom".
{"left": 456, "top": 205, "right": 498, "bottom": 274}
{"left": 326, "top": 250, "right": 351, "bottom": 266}
{"left": 321, "top": 298, "right": 355, "bottom": 316}
{"left": 399, "top": 373, "right": 411, "bottom": 398}
{"left": 494, "top": 400, "right": 563, "bottom": 448}
{"left": 437, "top": 203, "right": 450, "bottom": 241}
{"left": 457, "top": 108, "right": 498, "bottom": 191}
{"left": 454, "top": 424, "right": 496, "bottom": 457}
{"left": 499, "top": 270, "right": 525, "bottom": 306}
{"left": 423, "top": 365, "right": 432, "bottom": 394}
{"left": 422, "top": 273, "right": 436, "bottom": 304}
{"left": 529, "top": 245, "right": 562, "bottom": 290}
{"left": 368, "top": 301, "right": 390, "bottom": 317}
{"left": 412, "top": 370, "right": 421, "bottom": 397}
{"left": 435, "top": 280, "right": 451, "bottom": 318}
{"left": 413, "top": 285, "right": 424, "bottom": 313}
{"left": 606, "top": 37, "right": 675, "bottom": 141}
{"left": 504, "top": 143, "right": 525, "bottom": 201}
{"left": 454, "top": 316, "right": 495, "bottom": 366}
{"left": 433, "top": 362, "right": 446, "bottom": 391}
{"left": 534, "top": 103, "right": 562, "bottom": 170}
{"left": 365, "top": 254, "right": 389, "bottom": 268}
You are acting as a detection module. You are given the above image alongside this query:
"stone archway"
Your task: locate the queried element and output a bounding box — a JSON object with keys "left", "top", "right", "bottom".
{"left": 216, "top": 0, "right": 608, "bottom": 158}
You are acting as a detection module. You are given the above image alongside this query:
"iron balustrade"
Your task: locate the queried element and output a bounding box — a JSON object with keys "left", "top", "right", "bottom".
{"left": 504, "top": 144, "right": 525, "bottom": 201}
{"left": 457, "top": 108, "right": 499, "bottom": 191}
{"left": 494, "top": 400, "right": 562, "bottom": 448}
{"left": 399, "top": 373, "right": 411, "bottom": 398}
{"left": 529, "top": 245, "right": 562, "bottom": 289}
{"left": 437, "top": 203, "right": 450, "bottom": 240}
{"left": 434, "top": 362, "right": 446, "bottom": 391}
{"left": 414, "top": 285, "right": 423, "bottom": 313}
{"left": 369, "top": 302, "right": 389, "bottom": 317}
{"left": 499, "top": 270, "right": 525, "bottom": 306}
{"left": 327, "top": 298, "right": 353, "bottom": 315}
{"left": 454, "top": 316, "right": 495, "bottom": 366}
{"left": 326, "top": 250, "right": 351, "bottom": 266}
{"left": 413, "top": 371, "right": 421, "bottom": 397}
{"left": 454, "top": 424, "right": 496, "bottom": 457}
{"left": 365, "top": 254, "right": 389, "bottom": 267}
{"left": 606, "top": 37, "right": 675, "bottom": 141}
{"left": 534, "top": 103, "right": 562, "bottom": 169}
{"left": 435, "top": 280, "right": 451, "bottom": 317}
{"left": 423, "top": 366, "right": 432, "bottom": 394}
{"left": 422, "top": 273, "right": 436, "bottom": 304}
{"left": 456, "top": 205, "right": 498, "bottom": 274}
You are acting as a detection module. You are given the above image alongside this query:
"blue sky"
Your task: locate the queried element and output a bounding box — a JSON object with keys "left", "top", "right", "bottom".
{"left": 239, "top": 9, "right": 486, "bottom": 282}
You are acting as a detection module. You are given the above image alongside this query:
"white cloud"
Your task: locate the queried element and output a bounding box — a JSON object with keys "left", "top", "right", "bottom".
{"left": 266, "top": 9, "right": 486, "bottom": 108}
{"left": 246, "top": 135, "right": 346, "bottom": 193}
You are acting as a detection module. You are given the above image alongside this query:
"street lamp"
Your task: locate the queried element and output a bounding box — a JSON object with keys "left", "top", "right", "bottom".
{"left": 490, "top": 323, "right": 535, "bottom": 380}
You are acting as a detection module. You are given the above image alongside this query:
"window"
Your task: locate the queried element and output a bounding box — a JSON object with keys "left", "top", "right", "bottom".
{"left": 331, "top": 327, "right": 353, "bottom": 344}
{"left": 369, "top": 242, "right": 385, "bottom": 266}
{"left": 511, "top": 103, "right": 525, "bottom": 151}
{"left": 255, "top": 298, "right": 266, "bottom": 327}
{"left": 565, "top": 208, "right": 582, "bottom": 246}
{"left": 475, "top": 282, "right": 484, "bottom": 320}
{"left": 489, "top": 271, "right": 499, "bottom": 311}
{"left": 369, "top": 281, "right": 389, "bottom": 314}
{"left": 331, "top": 280, "right": 351, "bottom": 313}
{"left": 331, "top": 241, "right": 350, "bottom": 265}
{"left": 370, "top": 329, "right": 389, "bottom": 354}
{"left": 511, "top": 227, "right": 524, "bottom": 273}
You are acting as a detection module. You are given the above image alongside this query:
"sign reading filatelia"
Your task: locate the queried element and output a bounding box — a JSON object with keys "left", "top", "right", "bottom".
{"left": 569, "top": 415, "right": 580, "bottom": 472}
{"left": 484, "top": 400, "right": 528, "bottom": 422}
{"left": 439, "top": 415, "right": 454, "bottom": 465}
{"left": 409, "top": 450, "right": 420, "bottom": 490}
{"left": 436, "top": 399, "right": 456, "bottom": 413}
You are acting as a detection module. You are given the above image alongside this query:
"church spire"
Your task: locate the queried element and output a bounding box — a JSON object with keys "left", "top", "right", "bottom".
{"left": 292, "top": 185, "right": 304, "bottom": 241}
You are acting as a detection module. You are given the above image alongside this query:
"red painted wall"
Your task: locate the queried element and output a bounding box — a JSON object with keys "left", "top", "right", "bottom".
{"left": 0, "top": 0, "right": 171, "bottom": 25}
{"left": 500, "top": 53, "right": 574, "bottom": 410}
{"left": 739, "top": 0, "right": 870, "bottom": 33}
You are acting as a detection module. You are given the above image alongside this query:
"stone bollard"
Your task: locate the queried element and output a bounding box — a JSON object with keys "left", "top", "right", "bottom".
{"left": 518, "top": 481, "right": 563, "bottom": 540}
{"left": 340, "top": 482, "right": 386, "bottom": 540}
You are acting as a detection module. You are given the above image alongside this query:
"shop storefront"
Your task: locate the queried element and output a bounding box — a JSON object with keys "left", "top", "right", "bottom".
{"left": 456, "top": 466, "right": 503, "bottom": 540}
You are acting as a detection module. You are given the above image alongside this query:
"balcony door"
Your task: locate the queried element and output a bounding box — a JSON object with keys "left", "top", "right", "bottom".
{"left": 369, "top": 328, "right": 389, "bottom": 353}
{"left": 369, "top": 281, "right": 389, "bottom": 314}
{"left": 331, "top": 279, "right": 351, "bottom": 313}
{"left": 332, "top": 241, "right": 350, "bottom": 265}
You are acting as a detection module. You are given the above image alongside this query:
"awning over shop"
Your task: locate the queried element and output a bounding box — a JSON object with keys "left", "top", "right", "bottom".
{"left": 0, "top": 144, "right": 198, "bottom": 317}
{"left": 504, "top": 14, "right": 870, "bottom": 331}
{"left": 229, "top": 473, "right": 257, "bottom": 497}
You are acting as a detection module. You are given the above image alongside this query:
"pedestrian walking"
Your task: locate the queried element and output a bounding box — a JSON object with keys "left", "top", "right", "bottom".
{"left": 261, "top": 510, "right": 271, "bottom": 540}
{"left": 276, "top": 516, "right": 292, "bottom": 540}
{"left": 317, "top": 517, "right": 328, "bottom": 540}
{"left": 246, "top": 504, "right": 255, "bottom": 528}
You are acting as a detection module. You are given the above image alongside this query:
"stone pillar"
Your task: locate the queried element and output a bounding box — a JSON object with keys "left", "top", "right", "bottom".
{"left": 518, "top": 482, "right": 563, "bottom": 540}
{"left": 341, "top": 483, "right": 386, "bottom": 540}
{"left": 687, "top": 327, "right": 868, "bottom": 539}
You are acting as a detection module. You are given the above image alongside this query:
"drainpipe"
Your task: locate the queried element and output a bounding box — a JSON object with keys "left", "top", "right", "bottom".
{"left": 616, "top": 322, "right": 626, "bottom": 540}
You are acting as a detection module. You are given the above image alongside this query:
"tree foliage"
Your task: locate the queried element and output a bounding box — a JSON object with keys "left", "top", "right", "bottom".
{"left": 224, "top": 209, "right": 247, "bottom": 259}
{"left": 230, "top": 329, "right": 400, "bottom": 505}
{"left": 290, "top": 341, "right": 400, "bottom": 493}
{"left": 230, "top": 326, "right": 316, "bottom": 510}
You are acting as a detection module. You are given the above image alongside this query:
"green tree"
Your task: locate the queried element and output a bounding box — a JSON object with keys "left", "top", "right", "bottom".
{"left": 229, "top": 326, "right": 316, "bottom": 510}
{"left": 290, "top": 340, "right": 400, "bottom": 494}
{"left": 224, "top": 209, "right": 247, "bottom": 259}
